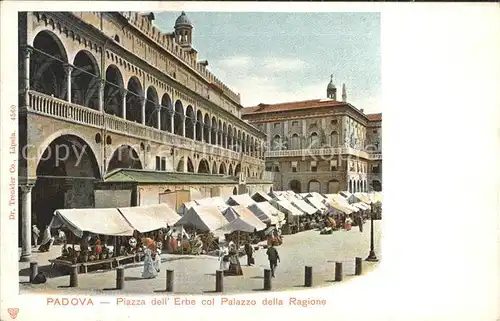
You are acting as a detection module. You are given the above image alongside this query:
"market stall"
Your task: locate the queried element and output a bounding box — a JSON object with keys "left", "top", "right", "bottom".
{"left": 226, "top": 193, "right": 256, "bottom": 207}
{"left": 195, "top": 196, "right": 230, "bottom": 211}
{"left": 177, "top": 201, "right": 197, "bottom": 216}
{"left": 247, "top": 202, "right": 285, "bottom": 226}
{"left": 118, "top": 203, "right": 180, "bottom": 233}
{"left": 272, "top": 199, "right": 304, "bottom": 234}
{"left": 174, "top": 205, "right": 228, "bottom": 254}
{"left": 48, "top": 208, "right": 136, "bottom": 273}
{"left": 251, "top": 191, "right": 273, "bottom": 203}
{"left": 291, "top": 199, "right": 318, "bottom": 215}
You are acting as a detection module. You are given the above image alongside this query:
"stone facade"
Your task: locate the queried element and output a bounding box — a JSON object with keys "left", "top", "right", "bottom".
{"left": 242, "top": 87, "right": 382, "bottom": 195}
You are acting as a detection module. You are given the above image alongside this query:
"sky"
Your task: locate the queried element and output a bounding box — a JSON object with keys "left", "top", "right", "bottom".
{"left": 154, "top": 12, "right": 381, "bottom": 113}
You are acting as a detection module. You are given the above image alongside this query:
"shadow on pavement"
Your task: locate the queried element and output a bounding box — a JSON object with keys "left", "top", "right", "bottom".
{"left": 19, "top": 264, "right": 66, "bottom": 279}
{"left": 125, "top": 276, "right": 145, "bottom": 281}
{"left": 250, "top": 276, "right": 263, "bottom": 279}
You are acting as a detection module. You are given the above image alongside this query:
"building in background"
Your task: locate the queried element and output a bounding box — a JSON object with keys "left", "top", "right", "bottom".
{"left": 17, "top": 11, "right": 271, "bottom": 260}
{"left": 242, "top": 75, "right": 382, "bottom": 195}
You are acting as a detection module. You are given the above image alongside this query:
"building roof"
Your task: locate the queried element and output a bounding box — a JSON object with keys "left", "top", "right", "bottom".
{"left": 175, "top": 11, "right": 192, "bottom": 27}
{"left": 103, "top": 169, "right": 238, "bottom": 185}
{"left": 366, "top": 113, "right": 382, "bottom": 121}
{"left": 246, "top": 177, "right": 274, "bottom": 184}
{"left": 242, "top": 99, "right": 348, "bottom": 115}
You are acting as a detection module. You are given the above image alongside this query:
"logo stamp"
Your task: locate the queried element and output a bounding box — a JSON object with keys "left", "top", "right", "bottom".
{"left": 7, "top": 308, "right": 19, "bottom": 319}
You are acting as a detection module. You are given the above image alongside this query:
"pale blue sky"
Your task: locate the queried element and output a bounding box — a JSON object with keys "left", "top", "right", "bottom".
{"left": 155, "top": 12, "right": 381, "bottom": 113}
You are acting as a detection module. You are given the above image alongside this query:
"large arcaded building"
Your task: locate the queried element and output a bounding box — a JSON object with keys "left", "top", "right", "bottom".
{"left": 17, "top": 11, "right": 270, "bottom": 261}
{"left": 242, "top": 76, "right": 382, "bottom": 195}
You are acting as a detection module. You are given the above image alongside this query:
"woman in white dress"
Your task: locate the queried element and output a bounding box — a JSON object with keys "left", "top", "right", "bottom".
{"left": 142, "top": 247, "right": 158, "bottom": 279}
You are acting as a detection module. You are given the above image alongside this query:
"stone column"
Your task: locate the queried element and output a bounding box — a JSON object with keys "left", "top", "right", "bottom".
{"left": 156, "top": 104, "right": 161, "bottom": 130}
{"left": 23, "top": 46, "right": 33, "bottom": 107}
{"left": 181, "top": 115, "right": 186, "bottom": 137}
{"left": 98, "top": 79, "right": 105, "bottom": 113}
{"left": 19, "top": 183, "right": 34, "bottom": 262}
{"left": 64, "top": 64, "right": 73, "bottom": 103}
{"left": 207, "top": 125, "right": 211, "bottom": 144}
{"left": 141, "top": 96, "right": 146, "bottom": 125}
{"left": 120, "top": 88, "right": 127, "bottom": 119}
{"left": 169, "top": 109, "right": 174, "bottom": 133}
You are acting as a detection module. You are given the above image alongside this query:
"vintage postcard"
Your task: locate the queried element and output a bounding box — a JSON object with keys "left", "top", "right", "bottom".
{"left": 1, "top": 2, "right": 498, "bottom": 321}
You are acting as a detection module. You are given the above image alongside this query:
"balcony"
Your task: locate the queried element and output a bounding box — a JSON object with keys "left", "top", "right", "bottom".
{"left": 27, "top": 91, "right": 259, "bottom": 163}
{"left": 265, "top": 147, "right": 382, "bottom": 160}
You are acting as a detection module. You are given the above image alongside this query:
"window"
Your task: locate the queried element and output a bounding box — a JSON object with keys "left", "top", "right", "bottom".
{"left": 331, "top": 119, "right": 338, "bottom": 125}
{"left": 330, "top": 160, "right": 337, "bottom": 171}
{"left": 292, "top": 121, "right": 299, "bottom": 126}
{"left": 310, "top": 161, "right": 317, "bottom": 172}
{"left": 273, "top": 123, "right": 280, "bottom": 128}
{"left": 310, "top": 132, "right": 320, "bottom": 148}
{"left": 155, "top": 156, "right": 161, "bottom": 171}
{"left": 114, "top": 35, "right": 120, "bottom": 43}
{"left": 291, "top": 161, "right": 298, "bottom": 172}
{"left": 161, "top": 157, "right": 166, "bottom": 171}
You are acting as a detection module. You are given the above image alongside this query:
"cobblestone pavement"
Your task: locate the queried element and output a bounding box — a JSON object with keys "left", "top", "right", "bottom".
{"left": 19, "top": 221, "right": 381, "bottom": 295}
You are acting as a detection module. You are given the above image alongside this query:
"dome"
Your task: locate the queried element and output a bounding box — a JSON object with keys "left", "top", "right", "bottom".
{"left": 175, "top": 11, "right": 192, "bottom": 27}
{"left": 327, "top": 75, "right": 336, "bottom": 90}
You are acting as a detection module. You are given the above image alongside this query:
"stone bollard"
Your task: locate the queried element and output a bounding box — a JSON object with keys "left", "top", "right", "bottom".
{"left": 29, "top": 262, "right": 38, "bottom": 283}
{"left": 215, "top": 270, "right": 223, "bottom": 293}
{"left": 69, "top": 266, "right": 78, "bottom": 287}
{"left": 263, "top": 269, "right": 272, "bottom": 291}
{"left": 116, "top": 267, "right": 125, "bottom": 290}
{"left": 355, "top": 257, "right": 363, "bottom": 275}
{"left": 335, "top": 262, "right": 343, "bottom": 282}
{"left": 166, "top": 269, "right": 174, "bottom": 292}
{"left": 304, "top": 266, "right": 313, "bottom": 287}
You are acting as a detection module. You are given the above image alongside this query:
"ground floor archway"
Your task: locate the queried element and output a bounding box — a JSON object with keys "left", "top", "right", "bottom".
{"left": 327, "top": 179, "right": 340, "bottom": 193}
{"left": 32, "top": 134, "right": 101, "bottom": 230}
{"left": 289, "top": 180, "right": 301, "bottom": 194}
{"left": 372, "top": 180, "right": 382, "bottom": 192}
{"left": 308, "top": 180, "right": 321, "bottom": 193}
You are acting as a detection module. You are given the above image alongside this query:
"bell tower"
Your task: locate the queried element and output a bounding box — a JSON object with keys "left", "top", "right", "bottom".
{"left": 174, "top": 11, "right": 193, "bottom": 48}
{"left": 327, "top": 74, "right": 337, "bottom": 100}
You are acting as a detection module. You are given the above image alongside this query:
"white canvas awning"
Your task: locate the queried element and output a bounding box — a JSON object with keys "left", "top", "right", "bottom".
{"left": 247, "top": 202, "right": 285, "bottom": 225}
{"left": 227, "top": 194, "right": 256, "bottom": 207}
{"left": 327, "top": 193, "right": 350, "bottom": 205}
{"left": 352, "top": 202, "right": 371, "bottom": 211}
{"left": 195, "top": 196, "right": 229, "bottom": 211}
{"left": 118, "top": 204, "right": 180, "bottom": 233}
{"left": 50, "top": 208, "right": 134, "bottom": 238}
{"left": 178, "top": 201, "right": 197, "bottom": 215}
{"left": 291, "top": 199, "right": 318, "bottom": 215}
{"left": 353, "top": 193, "right": 372, "bottom": 204}
{"left": 305, "top": 197, "right": 327, "bottom": 212}
{"left": 174, "top": 205, "right": 228, "bottom": 231}
{"left": 251, "top": 191, "right": 273, "bottom": 202}
{"left": 327, "top": 202, "right": 355, "bottom": 215}
{"left": 218, "top": 206, "right": 267, "bottom": 233}
{"left": 275, "top": 200, "right": 304, "bottom": 216}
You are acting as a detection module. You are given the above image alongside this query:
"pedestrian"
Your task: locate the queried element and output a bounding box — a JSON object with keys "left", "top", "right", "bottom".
{"left": 32, "top": 224, "right": 40, "bottom": 247}
{"left": 244, "top": 242, "right": 254, "bottom": 266}
{"left": 345, "top": 215, "right": 353, "bottom": 231}
{"left": 266, "top": 242, "right": 280, "bottom": 277}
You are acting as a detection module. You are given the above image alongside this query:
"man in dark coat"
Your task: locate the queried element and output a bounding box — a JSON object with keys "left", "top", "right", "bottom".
{"left": 244, "top": 242, "right": 254, "bottom": 266}
{"left": 266, "top": 243, "right": 280, "bottom": 277}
